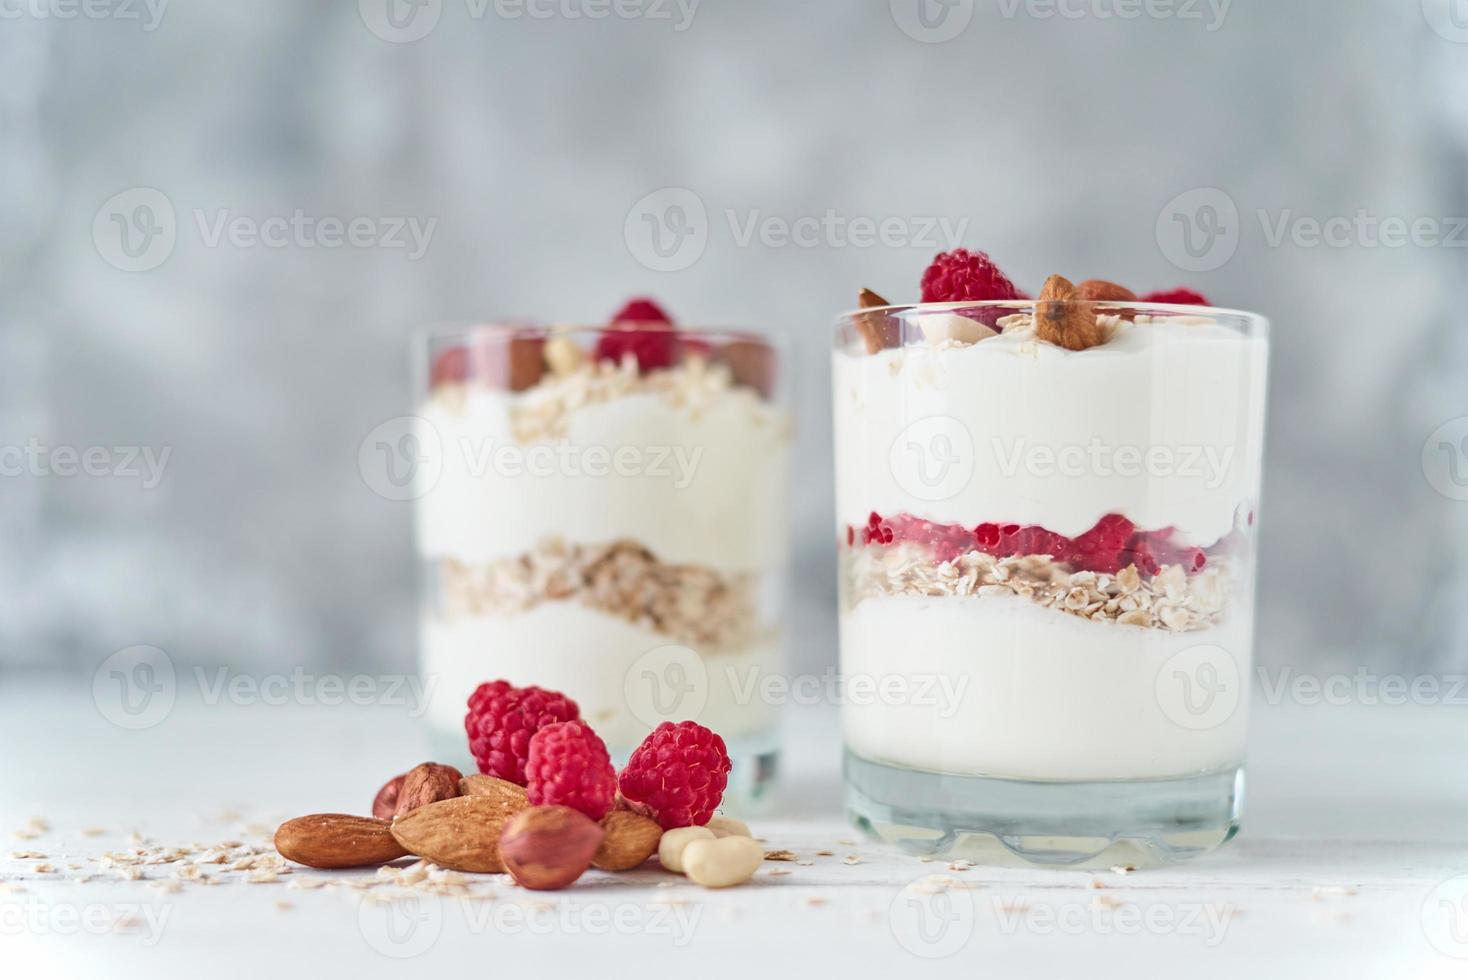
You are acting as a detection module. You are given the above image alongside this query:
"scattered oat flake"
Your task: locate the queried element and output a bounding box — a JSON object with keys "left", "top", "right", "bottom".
{"left": 275, "top": 901, "right": 295, "bottom": 912}
{"left": 149, "top": 881, "right": 182, "bottom": 895}
{"left": 1093, "top": 894, "right": 1123, "bottom": 910}
{"left": 9, "top": 850, "right": 45, "bottom": 860}
{"left": 289, "top": 877, "right": 329, "bottom": 890}
{"left": 764, "top": 850, "right": 797, "bottom": 862}
{"left": 1088, "top": 878, "right": 1106, "bottom": 889}
{"left": 82, "top": 827, "right": 107, "bottom": 838}
{"left": 765, "top": 869, "right": 792, "bottom": 877}
{"left": 804, "top": 897, "right": 828, "bottom": 908}
{"left": 32, "top": 863, "right": 55, "bottom": 874}
{"left": 797, "top": 861, "right": 814, "bottom": 867}
{"left": 1110, "top": 865, "right": 1135, "bottom": 875}
{"left": 816, "top": 850, "right": 835, "bottom": 857}
{"left": 247, "top": 871, "right": 280, "bottom": 884}
{"left": 948, "top": 860, "right": 973, "bottom": 872}
{"left": 113, "top": 915, "right": 144, "bottom": 933}
{"left": 837, "top": 839, "right": 857, "bottom": 846}
{"left": 843, "top": 855, "right": 863, "bottom": 866}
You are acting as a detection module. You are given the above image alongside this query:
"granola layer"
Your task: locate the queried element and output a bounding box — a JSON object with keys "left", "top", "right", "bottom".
{"left": 844, "top": 543, "right": 1233, "bottom": 633}
{"left": 438, "top": 538, "right": 764, "bottom": 651}
{"left": 430, "top": 354, "right": 788, "bottom": 444}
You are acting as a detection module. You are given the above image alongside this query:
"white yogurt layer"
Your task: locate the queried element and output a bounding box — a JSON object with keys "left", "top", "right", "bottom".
{"left": 840, "top": 594, "right": 1252, "bottom": 781}
{"left": 422, "top": 603, "right": 780, "bottom": 752}
{"left": 416, "top": 384, "right": 791, "bottom": 574}
{"left": 832, "top": 320, "right": 1269, "bottom": 546}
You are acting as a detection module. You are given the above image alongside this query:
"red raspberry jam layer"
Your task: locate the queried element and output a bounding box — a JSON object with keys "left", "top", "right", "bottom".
{"left": 850, "top": 512, "right": 1225, "bottom": 577}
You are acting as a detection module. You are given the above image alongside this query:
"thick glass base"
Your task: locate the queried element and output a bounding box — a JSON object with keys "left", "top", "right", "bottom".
{"left": 845, "top": 750, "right": 1243, "bottom": 869}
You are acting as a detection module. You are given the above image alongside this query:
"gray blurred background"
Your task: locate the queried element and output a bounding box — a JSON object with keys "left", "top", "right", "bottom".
{"left": 3, "top": 0, "right": 1466, "bottom": 682}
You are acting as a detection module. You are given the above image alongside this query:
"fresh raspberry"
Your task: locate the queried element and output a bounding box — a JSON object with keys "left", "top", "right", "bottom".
{"left": 610, "top": 298, "right": 673, "bottom": 325}
{"left": 430, "top": 346, "right": 469, "bottom": 388}
{"left": 597, "top": 297, "right": 679, "bottom": 370}
{"left": 1143, "top": 288, "right": 1210, "bottom": 306}
{"left": 618, "top": 721, "right": 731, "bottom": 829}
{"left": 526, "top": 721, "right": 616, "bottom": 821}
{"left": 920, "top": 249, "right": 1024, "bottom": 304}
{"left": 465, "top": 681, "right": 580, "bottom": 785}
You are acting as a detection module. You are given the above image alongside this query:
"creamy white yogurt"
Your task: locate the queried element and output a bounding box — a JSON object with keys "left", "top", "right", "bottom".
{"left": 417, "top": 386, "right": 790, "bottom": 573}
{"left": 832, "top": 320, "right": 1268, "bottom": 546}
{"left": 840, "top": 594, "right": 1251, "bottom": 781}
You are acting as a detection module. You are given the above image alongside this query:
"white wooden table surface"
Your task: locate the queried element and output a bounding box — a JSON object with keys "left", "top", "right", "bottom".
{"left": 2, "top": 677, "right": 1466, "bottom": 979}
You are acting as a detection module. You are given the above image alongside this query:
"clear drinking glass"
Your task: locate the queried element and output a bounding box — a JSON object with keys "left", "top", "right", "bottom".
{"left": 832, "top": 299, "right": 1269, "bottom": 866}
{"left": 413, "top": 323, "right": 790, "bottom": 804}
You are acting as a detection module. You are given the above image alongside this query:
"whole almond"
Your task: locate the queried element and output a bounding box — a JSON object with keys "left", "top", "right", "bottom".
{"left": 1075, "top": 279, "right": 1137, "bottom": 302}
{"left": 390, "top": 796, "right": 515, "bottom": 873}
{"left": 395, "top": 762, "right": 463, "bottom": 818}
{"left": 459, "top": 774, "right": 530, "bottom": 816}
{"left": 719, "top": 340, "right": 777, "bottom": 399}
{"left": 275, "top": 814, "right": 407, "bottom": 869}
{"left": 592, "top": 810, "right": 663, "bottom": 871}
{"left": 499, "top": 805, "right": 605, "bottom": 891}
{"left": 1035, "top": 274, "right": 1105, "bottom": 351}
{"left": 372, "top": 773, "right": 406, "bottom": 820}
{"left": 853, "top": 288, "right": 901, "bottom": 354}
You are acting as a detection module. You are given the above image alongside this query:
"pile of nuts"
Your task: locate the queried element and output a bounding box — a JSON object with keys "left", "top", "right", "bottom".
{"left": 274, "top": 762, "right": 765, "bottom": 891}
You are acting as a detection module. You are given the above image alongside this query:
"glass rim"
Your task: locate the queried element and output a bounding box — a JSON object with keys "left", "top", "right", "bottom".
{"left": 836, "top": 299, "right": 1268, "bottom": 334}
{"left": 416, "top": 320, "right": 784, "bottom": 351}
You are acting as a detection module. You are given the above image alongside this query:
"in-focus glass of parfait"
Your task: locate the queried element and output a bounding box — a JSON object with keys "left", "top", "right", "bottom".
{"left": 834, "top": 251, "right": 1269, "bottom": 866}
{"left": 415, "top": 300, "right": 791, "bottom": 803}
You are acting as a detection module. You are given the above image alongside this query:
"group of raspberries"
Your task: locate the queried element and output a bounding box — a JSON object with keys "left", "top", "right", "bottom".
{"left": 465, "top": 680, "right": 731, "bottom": 830}
{"left": 918, "top": 248, "right": 1208, "bottom": 307}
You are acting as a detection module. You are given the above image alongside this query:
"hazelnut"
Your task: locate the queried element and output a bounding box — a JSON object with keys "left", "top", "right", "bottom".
{"left": 498, "top": 805, "right": 604, "bottom": 891}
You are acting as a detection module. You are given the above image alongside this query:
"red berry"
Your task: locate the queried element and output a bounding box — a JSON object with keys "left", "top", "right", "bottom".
{"left": 1142, "top": 288, "right": 1210, "bottom": 306}
{"left": 597, "top": 297, "right": 678, "bottom": 371}
{"left": 617, "top": 721, "right": 731, "bottom": 829}
{"left": 465, "top": 681, "right": 581, "bottom": 785}
{"left": 526, "top": 720, "right": 617, "bottom": 821}
{"left": 430, "top": 346, "right": 469, "bottom": 387}
{"left": 920, "top": 249, "right": 1024, "bottom": 303}
{"left": 610, "top": 298, "right": 673, "bottom": 325}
